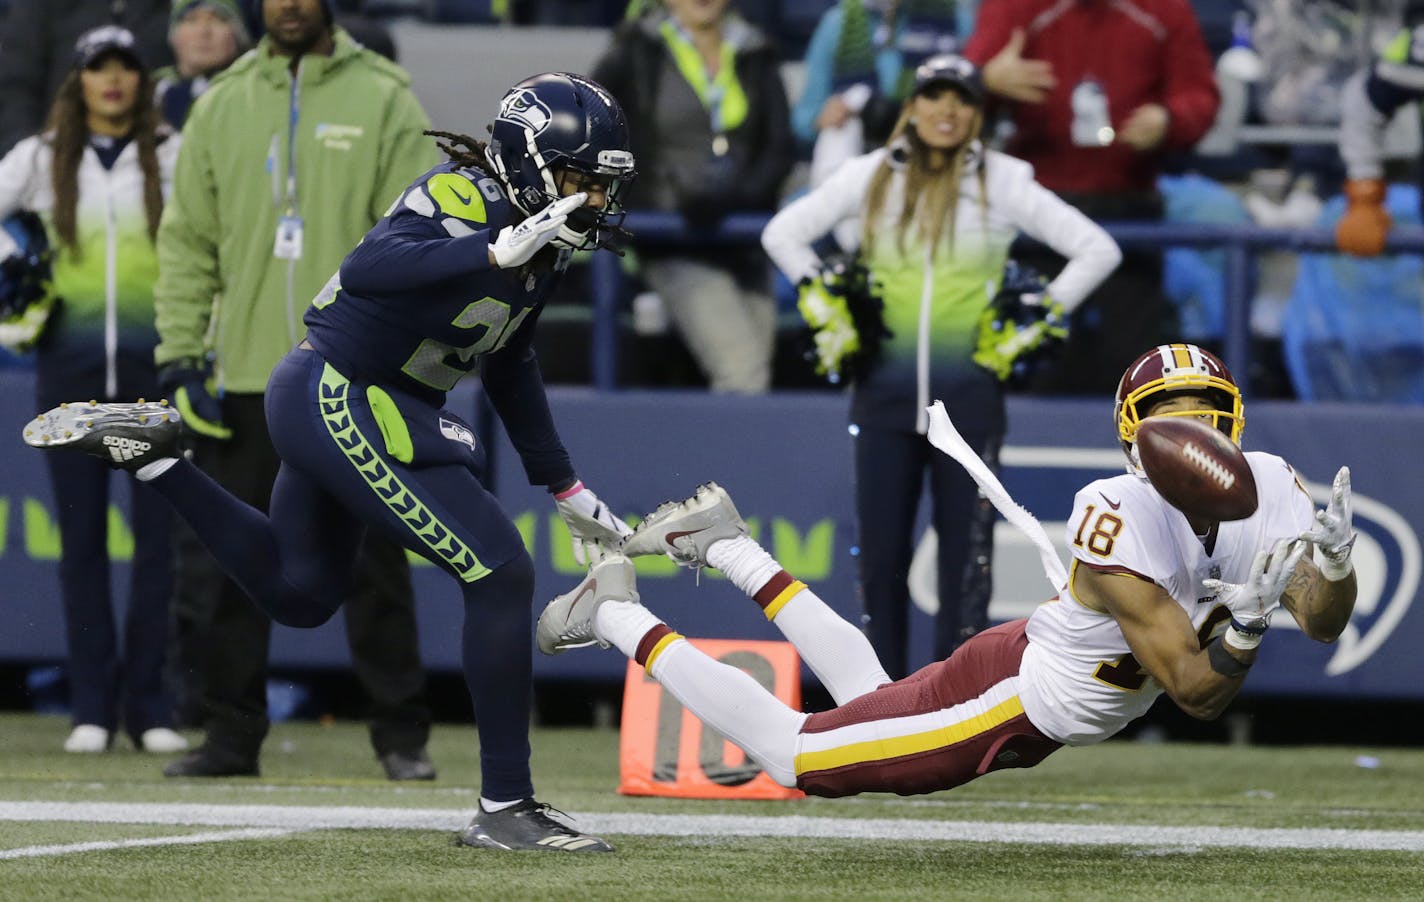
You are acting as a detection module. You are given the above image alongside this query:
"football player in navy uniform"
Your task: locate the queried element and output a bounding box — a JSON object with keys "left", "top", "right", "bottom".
{"left": 533, "top": 344, "right": 1357, "bottom": 799}
{"left": 24, "top": 72, "right": 636, "bottom": 852}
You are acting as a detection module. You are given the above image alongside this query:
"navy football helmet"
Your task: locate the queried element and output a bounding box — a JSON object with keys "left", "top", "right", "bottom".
{"left": 0, "top": 211, "right": 52, "bottom": 320}
{"left": 486, "top": 72, "right": 636, "bottom": 252}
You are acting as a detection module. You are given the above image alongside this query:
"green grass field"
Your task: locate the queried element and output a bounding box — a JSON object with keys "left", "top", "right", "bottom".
{"left": 2, "top": 712, "right": 1423, "bottom": 900}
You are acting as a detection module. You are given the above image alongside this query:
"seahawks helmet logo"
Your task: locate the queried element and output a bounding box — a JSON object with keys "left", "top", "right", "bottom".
{"left": 498, "top": 89, "right": 552, "bottom": 136}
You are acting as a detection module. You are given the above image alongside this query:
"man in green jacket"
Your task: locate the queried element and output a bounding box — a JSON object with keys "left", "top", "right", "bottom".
{"left": 154, "top": 0, "right": 440, "bottom": 780}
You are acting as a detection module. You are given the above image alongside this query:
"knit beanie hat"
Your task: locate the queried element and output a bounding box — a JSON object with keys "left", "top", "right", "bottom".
{"left": 171, "top": 0, "right": 254, "bottom": 50}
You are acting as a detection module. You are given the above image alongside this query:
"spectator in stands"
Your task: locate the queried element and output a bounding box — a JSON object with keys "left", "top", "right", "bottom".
{"left": 592, "top": 0, "right": 793, "bottom": 394}
{"left": 152, "top": 0, "right": 437, "bottom": 782}
{"left": 0, "top": 1, "right": 173, "bottom": 158}
{"left": 964, "top": 0, "right": 1219, "bottom": 395}
{"left": 762, "top": 55, "right": 1119, "bottom": 678}
{"left": 1336, "top": 24, "right": 1424, "bottom": 257}
{"left": 153, "top": 1, "right": 251, "bottom": 130}
{"left": 793, "top": 0, "right": 966, "bottom": 197}
{"left": 0, "top": 26, "right": 186, "bottom": 755}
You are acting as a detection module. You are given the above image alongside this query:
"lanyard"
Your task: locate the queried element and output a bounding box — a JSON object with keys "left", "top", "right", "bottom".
{"left": 284, "top": 60, "right": 301, "bottom": 216}
{"left": 660, "top": 19, "right": 748, "bottom": 141}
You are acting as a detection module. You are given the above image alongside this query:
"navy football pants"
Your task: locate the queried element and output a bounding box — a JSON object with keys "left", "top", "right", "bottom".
{"left": 150, "top": 348, "right": 534, "bottom": 799}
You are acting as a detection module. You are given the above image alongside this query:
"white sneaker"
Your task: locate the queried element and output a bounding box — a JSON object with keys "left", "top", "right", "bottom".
{"left": 63, "top": 724, "right": 110, "bottom": 753}
{"left": 139, "top": 727, "right": 190, "bottom": 753}
{"left": 620, "top": 482, "right": 748, "bottom": 570}
{"left": 536, "top": 553, "right": 639, "bottom": 655}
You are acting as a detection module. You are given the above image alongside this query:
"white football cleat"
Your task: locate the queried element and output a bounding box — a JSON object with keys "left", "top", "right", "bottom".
{"left": 536, "top": 553, "right": 639, "bottom": 655}
{"left": 620, "top": 482, "right": 748, "bottom": 570}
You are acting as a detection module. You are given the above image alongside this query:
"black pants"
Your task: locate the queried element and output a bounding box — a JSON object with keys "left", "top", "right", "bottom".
{"left": 169, "top": 393, "right": 431, "bottom": 759}
{"left": 1018, "top": 191, "right": 1180, "bottom": 396}
{"left": 37, "top": 364, "right": 175, "bottom": 741}
{"left": 852, "top": 424, "right": 999, "bottom": 680}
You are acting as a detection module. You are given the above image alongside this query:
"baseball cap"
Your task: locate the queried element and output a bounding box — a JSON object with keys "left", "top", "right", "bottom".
{"left": 171, "top": 0, "right": 254, "bottom": 49}
{"left": 73, "top": 24, "right": 145, "bottom": 71}
{"left": 912, "top": 53, "right": 984, "bottom": 105}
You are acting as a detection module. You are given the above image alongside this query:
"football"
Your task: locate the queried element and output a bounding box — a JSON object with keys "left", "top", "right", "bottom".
{"left": 1137, "top": 417, "right": 1258, "bottom": 521}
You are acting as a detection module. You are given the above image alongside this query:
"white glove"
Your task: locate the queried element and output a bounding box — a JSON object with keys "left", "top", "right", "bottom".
{"left": 1301, "top": 466, "right": 1355, "bottom": 581}
{"left": 554, "top": 480, "right": 633, "bottom": 566}
{"left": 1203, "top": 537, "right": 1307, "bottom": 650}
{"left": 490, "top": 192, "right": 587, "bottom": 269}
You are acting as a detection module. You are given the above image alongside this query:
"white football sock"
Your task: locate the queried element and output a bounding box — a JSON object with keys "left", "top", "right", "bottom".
{"left": 706, "top": 535, "right": 781, "bottom": 595}
{"left": 648, "top": 639, "right": 806, "bottom": 788}
{"left": 709, "top": 535, "right": 890, "bottom": 705}
{"left": 771, "top": 588, "right": 891, "bottom": 705}
{"left": 479, "top": 796, "right": 523, "bottom": 812}
{"left": 594, "top": 601, "right": 665, "bottom": 659}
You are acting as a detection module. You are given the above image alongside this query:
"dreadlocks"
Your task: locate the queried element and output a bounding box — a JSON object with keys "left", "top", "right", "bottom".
{"left": 424, "top": 129, "right": 489, "bottom": 169}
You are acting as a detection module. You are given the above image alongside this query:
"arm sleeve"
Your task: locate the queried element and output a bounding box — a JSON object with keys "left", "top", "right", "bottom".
{"left": 761, "top": 152, "right": 879, "bottom": 282}
{"left": 1006, "top": 167, "right": 1123, "bottom": 312}
{"left": 480, "top": 310, "right": 575, "bottom": 487}
{"left": 0, "top": 137, "right": 39, "bottom": 217}
{"left": 1066, "top": 482, "right": 1171, "bottom": 585}
{"left": 1158, "top": 4, "right": 1220, "bottom": 150}
{"left": 0, "top": 3, "right": 50, "bottom": 157}
{"left": 153, "top": 113, "right": 221, "bottom": 367}
{"left": 961, "top": 0, "right": 1015, "bottom": 65}
{"left": 339, "top": 215, "right": 494, "bottom": 295}
{"left": 792, "top": 10, "right": 842, "bottom": 146}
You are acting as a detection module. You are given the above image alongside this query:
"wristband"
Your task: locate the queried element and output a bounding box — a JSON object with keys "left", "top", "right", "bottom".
{"left": 1208, "top": 637, "right": 1253, "bottom": 677}
{"left": 552, "top": 479, "right": 583, "bottom": 500}
{"left": 1224, "top": 616, "right": 1267, "bottom": 651}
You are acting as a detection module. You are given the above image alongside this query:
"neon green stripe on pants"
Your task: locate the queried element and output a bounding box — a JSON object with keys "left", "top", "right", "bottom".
{"left": 318, "top": 363, "right": 490, "bottom": 582}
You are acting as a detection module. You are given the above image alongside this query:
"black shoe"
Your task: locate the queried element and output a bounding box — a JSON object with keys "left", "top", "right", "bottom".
{"left": 380, "top": 748, "right": 436, "bottom": 781}
{"left": 458, "top": 799, "right": 614, "bottom": 852}
{"left": 22, "top": 400, "right": 181, "bottom": 471}
{"left": 162, "top": 745, "right": 259, "bottom": 778}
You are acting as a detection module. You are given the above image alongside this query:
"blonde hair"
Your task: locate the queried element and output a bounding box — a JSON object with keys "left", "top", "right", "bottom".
{"left": 861, "top": 103, "right": 986, "bottom": 262}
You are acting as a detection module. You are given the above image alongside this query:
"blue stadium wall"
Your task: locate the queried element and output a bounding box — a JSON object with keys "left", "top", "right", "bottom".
{"left": 1, "top": 370, "right": 1419, "bottom": 700}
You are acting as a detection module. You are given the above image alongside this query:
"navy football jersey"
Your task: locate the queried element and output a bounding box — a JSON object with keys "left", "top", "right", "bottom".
{"left": 304, "top": 161, "right": 568, "bottom": 406}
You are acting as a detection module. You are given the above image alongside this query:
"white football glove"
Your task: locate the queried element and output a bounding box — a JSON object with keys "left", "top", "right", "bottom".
{"left": 490, "top": 192, "right": 587, "bottom": 269}
{"left": 554, "top": 480, "right": 633, "bottom": 566}
{"left": 1203, "top": 537, "right": 1307, "bottom": 650}
{"left": 1300, "top": 466, "right": 1355, "bottom": 581}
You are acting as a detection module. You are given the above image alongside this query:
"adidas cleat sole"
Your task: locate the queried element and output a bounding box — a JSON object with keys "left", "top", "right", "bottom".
{"left": 23, "top": 400, "right": 181, "bottom": 470}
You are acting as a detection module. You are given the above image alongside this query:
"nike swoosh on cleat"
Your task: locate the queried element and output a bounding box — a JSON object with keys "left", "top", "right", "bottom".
{"left": 664, "top": 528, "right": 709, "bottom": 549}
{"left": 557, "top": 582, "right": 596, "bottom": 634}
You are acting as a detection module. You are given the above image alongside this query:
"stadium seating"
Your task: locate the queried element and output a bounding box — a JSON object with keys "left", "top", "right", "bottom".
{"left": 1282, "top": 184, "right": 1424, "bottom": 403}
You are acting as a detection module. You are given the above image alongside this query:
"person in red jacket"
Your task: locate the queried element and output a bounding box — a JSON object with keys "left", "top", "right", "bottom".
{"left": 965, "top": 0, "right": 1219, "bottom": 394}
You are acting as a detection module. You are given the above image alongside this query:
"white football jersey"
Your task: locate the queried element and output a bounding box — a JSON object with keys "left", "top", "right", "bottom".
{"left": 1018, "top": 451, "right": 1316, "bottom": 745}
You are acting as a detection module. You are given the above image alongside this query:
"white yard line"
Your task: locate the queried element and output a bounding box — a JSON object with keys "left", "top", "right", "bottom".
{"left": 2, "top": 802, "right": 1424, "bottom": 853}
{"left": 0, "top": 827, "right": 294, "bottom": 860}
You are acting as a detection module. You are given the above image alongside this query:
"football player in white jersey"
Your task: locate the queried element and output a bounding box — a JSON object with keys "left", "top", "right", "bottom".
{"left": 535, "top": 343, "right": 1358, "bottom": 798}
